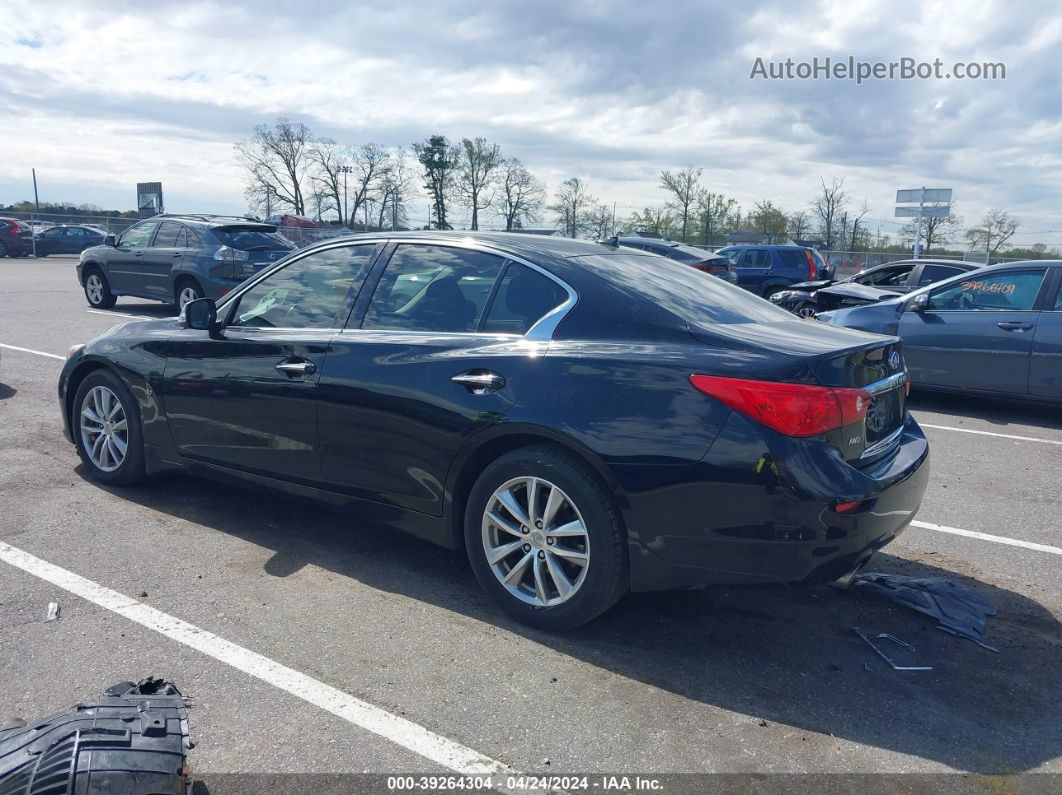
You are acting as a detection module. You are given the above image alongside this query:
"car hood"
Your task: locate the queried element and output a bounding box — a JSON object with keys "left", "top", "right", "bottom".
{"left": 816, "top": 282, "right": 903, "bottom": 301}
{"left": 785, "top": 278, "right": 836, "bottom": 291}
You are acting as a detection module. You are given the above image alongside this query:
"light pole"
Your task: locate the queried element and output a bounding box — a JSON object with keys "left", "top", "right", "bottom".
{"left": 338, "top": 165, "right": 352, "bottom": 228}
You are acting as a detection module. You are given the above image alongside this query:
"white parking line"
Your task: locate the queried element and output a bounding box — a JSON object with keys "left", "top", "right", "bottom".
{"left": 920, "top": 423, "right": 1062, "bottom": 446}
{"left": 912, "top": 520, "right": 1062, "bottom": 556}
{"left": 0, "top": 541, "right": 517, "bottom": 780}
{"left": 0, "top": 343, "right": 64, "bottom": 361}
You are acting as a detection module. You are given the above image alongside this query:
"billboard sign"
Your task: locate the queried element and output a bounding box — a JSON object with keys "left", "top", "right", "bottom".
{"left": 896, "top": 188, "right": 952, "bottom": 204}
{"left": 136, "top": 182, "right": 164, "bottom": 218}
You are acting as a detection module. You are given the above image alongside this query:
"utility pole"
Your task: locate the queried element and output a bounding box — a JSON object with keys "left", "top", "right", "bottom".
{"left": 912, "top": 186, "right": 925, "bottom": 259}
{"left": 339, "top": 165, "right": 352, "bottom": 228}
{"left": 32, "top": 168, "right": 40, "bottom": 212}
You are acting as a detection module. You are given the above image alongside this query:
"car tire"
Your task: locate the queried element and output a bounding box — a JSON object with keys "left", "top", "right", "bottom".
{"left": 72, "top": 368, "right": 146, "bottom": 486}
{"left": 465, "top": 445, "right": 628, "bottom": 630}
{"left": 83, "top": 268, "right": 117, "bottom": 308}
{"left": 794, "top": 301, "right": 816, "bottom": 318}
{"left": 0, "top": 242, "right": 7, "bottom": 258}
{"left": 174, "top": 278, "right": 204, "bottom": 310}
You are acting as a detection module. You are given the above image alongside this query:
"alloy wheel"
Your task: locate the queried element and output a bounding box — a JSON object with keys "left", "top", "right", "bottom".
{"left": 481, "top": 476, "right": 590, "bottom": 607}
{"left": 796, "top": 303, "right": 816, "bottom": 318}
{"left": 86, "top": 274, "right": 105, "bottom": 305}
{"left": 178, "top": 286, "right": 200, "bottom": 309}
{"left": 80, "top": 385, "right": 128, "bottom": 472}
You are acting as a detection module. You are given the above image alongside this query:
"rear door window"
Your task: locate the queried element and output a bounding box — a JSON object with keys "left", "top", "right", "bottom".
{"left": 362, "top": 245, "right": 507, "bottom": 333}
{"left": 928, "top": 271, "right": 1046, "bottom": 311}
{"left": 741, "top": 249, "right": 772, "bottom": 268}
{"left": 152, "top": 222, "right": 183, "bottom": 248}
{"left": 482, "top": 262, "right": 568, "bottom": 335}
{"left": 917, "top": 264, "right": 964, "bottom": 285}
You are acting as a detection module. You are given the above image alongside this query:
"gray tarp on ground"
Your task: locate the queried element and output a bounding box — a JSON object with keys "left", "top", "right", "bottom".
{"left": 853, "top": 572, "right": 998, "bottom": 650}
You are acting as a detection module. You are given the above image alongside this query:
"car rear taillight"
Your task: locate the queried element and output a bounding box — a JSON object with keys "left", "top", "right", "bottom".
{"left": 690, "top": 374, "right": 871, "bottom": 437}
{"left": 693, "top": 261, "right": 727, "bottom": 274}
{"left": 804, "top": 249, "right": 816, "bottom": 280}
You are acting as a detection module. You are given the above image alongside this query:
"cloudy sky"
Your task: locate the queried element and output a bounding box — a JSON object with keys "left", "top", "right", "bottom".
{"left": 2, "top": 0, "right": 1061, "bottom": 248}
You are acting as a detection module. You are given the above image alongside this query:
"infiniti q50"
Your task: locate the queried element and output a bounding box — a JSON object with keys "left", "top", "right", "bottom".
{"left": 59, "top": 232, "right": 929, "bottom": 628}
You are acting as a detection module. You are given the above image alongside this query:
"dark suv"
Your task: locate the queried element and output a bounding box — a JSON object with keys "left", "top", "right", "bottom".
{"left": 77, "top": 214, "right": 296, "bottom": 309}
{"left": 713, "top": 244, "right": 832, "bottom": 297}
{"left": 0, "top": 217, "right": 33, "bottom": 257}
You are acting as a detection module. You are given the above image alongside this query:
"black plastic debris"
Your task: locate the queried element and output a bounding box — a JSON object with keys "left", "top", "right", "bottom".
{"left": 853, "top": 572, "right": 998, "bottom": 651}
{"left": 0, "top": 677, "right": 191, "bottom": 795}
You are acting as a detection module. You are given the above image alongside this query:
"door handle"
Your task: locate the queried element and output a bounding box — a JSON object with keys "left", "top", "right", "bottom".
{"left": 172, "top": 252, "right": 183, "bottom": 257}
{"left": 275, "top": 359, "right": 317, "bottom": 376}
{"left": 997, "top": 322, "right": 1033, "bottom": 332}
{"left": 451, "top": 371, "right": 505, "bottom": 395}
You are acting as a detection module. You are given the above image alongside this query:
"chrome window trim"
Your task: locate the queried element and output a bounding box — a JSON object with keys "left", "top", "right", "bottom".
{"left": 211, "top": 235, "right": 578, "bottom": 342}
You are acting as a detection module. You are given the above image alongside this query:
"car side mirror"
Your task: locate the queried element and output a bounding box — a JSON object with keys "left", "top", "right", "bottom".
{"left": 906, "top": 293, "right": 929, "bottom": 313}
{"left": 104, "top": 234, "right": 116, "bottom": 247}
{"left": 180, "top": 297, "right": 222, "bottom": 337}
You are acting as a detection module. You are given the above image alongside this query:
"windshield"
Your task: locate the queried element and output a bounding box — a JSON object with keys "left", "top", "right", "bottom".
{"left": 572, "top": 253, "right": 795, "bottom": 324}
{"left": 212, "top": 228, "right": 295, "bottom": 251}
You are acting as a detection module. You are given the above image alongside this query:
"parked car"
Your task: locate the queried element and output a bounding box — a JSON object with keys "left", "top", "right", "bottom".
{"left": 33, "top": 224, "right": 106, "bottom": 256}
{"left": 817, "top": 261, "right": 1062, "bottom": 401}
{"left": 770, "top": 259, "right": 979, "bottom": 317}
{"left": 713, "top": 244, "right": 832, "bottom": 297}
{"left": 60, "top": 232, "right": 928, "bottom": 629}
{"left": 0, "top": 217, "right": 33, "bottom": 257}
{"left": 77, "top": 214, "right": 297, "bottom": 309}
{"left": 615, "top": 237, "right": 736, "bottom": 282}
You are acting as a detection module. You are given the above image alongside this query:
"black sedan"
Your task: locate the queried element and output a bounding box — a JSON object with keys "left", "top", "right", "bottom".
{"left": 817, "top": 261, "right": 1062, "bottom": 401}
{"left": 59, "top": 232, "right": 929, "bottom": 628}
{"left": 34, "top": 224, "right": 107, "bottom": 256}
{"left": 770, "top": 259, "right": 977, "bottom": 317}
{"left": 615, "top": 236, "right": 737, "bottom": 282}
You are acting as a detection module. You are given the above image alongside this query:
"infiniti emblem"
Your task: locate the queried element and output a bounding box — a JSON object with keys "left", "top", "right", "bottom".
{"left": 889, "top": 351, "right": 901, "bottom": 369}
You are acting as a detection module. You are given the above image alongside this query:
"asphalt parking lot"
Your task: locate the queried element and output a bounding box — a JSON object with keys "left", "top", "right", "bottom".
{"left": 1, "top": 256, "right": 1060, "bottom": 788}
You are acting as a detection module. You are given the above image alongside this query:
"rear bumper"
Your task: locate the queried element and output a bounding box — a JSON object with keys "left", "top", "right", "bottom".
{"left": 623, "top": 413, "right": 930, "bottom": 591}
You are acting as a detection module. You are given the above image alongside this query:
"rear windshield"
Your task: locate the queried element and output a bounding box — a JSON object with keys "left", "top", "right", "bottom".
{"left": 666, "top": 244, "right": 716, "bottom": 263}
{"left": 212, "top": 227, "right": 295, "bottom": 251}
{"left": 571, "top": 253, "right": 795, "bottom": 324}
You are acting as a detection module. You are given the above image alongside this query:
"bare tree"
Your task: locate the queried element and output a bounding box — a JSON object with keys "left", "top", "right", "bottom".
{"left": 966, "top": 209, "right": 1020, "bottom": 256}
{"left": 787, "top": 210, "right": 812, "bottom": 240}
{"left": 308, "top": 138, "right": 345, "bottom": 224}
{"left": 376, "top": 148, "right": 416, "bottom": 231}
{"left": 455, "top": 137, "right": 502, "bottom": 230}
{"left": 586, "top": 203, "right": 615, "bottom": 240}
{"left": 811, "top": 177, "right": 847, "bottom": 248}
{"left": 412, "top": 135, "right": 460, "bottom": 229}
{"left": 659, "top": 166, "right": 702, "bottom": 242}
{"left": 550, "top": 177, "right": 596, "bottom": 238}
{"left": 346, "top": 143, "right": 391, "bottom": 229}
{"left": 695, "top": 192, "right": 737, "bottom": 246}
{"left": 901, "top": 202, "right": 961, "bottom": 253}
{"left": 847, "top": 200, "right": 870, "bottom": 251}
{"left": 499, "top": 159, "right": 545, "bottom": 230}
{"left": 235, "top": 118, "right": 314, "bottom": 216}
